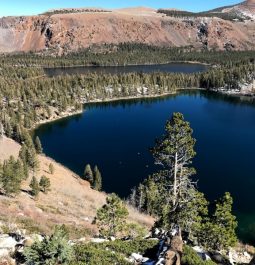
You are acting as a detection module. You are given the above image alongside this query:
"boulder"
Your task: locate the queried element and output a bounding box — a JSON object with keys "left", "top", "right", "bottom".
{"left": 170, "top": 235, "right": 183, "bottom": 253}
{"left": 165, "top": 249, "right": 181, "bottom": 265}
{"left": 228, "top": 248, "right": 252, "bottom": 264}
{"left": 249, "top": 256, "right": 255, "bottom": 265}
{"left": 0, "top": 257, "right": 16, "bottom": 265}
{"left": 192, "top": 246, "right": 211, "bottom": 261}
{"left": 0, "top": 235, "right": 17, "bottom": 253}
{"left": 0, "top": 248, "right": 9, "bottom": 258}
{"left": 210, "top": 252, "right": 232, "bottom": 265}
{"left": 130, "top": 253, "right": 149, "bottom": 263}
{"left": 23, "top": 234, "right": 44, "bottom": 247}
{"left": 90, "top": 238, "right": 109, "bottom": 243}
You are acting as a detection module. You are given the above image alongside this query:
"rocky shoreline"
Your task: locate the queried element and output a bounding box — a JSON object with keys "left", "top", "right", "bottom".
{"left": 212, "top": 79, "right": 255, "bottom": 98}
{"left": 32, "top": 84, "right": 255, "bottom": 130}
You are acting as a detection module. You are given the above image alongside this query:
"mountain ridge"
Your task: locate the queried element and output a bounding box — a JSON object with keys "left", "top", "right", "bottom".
{"left": 0, "top": 1, "right": 254, "bottom": 54}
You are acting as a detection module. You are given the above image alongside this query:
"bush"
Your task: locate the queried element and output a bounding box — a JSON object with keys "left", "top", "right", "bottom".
{"left": 71, "top": 239, "right": 158, "bottom": 265}
{"left": 70, "top": 244, "right": 130, "bottom": 265}
{"left": 124, "top": 222, "right": 148, "bottom": 239}
{"left": 93, "top": 193, "right": 128, "bottom": 238}
{"left": 101, "top": 239, "right": 158, "bottom": 256}
{"left": 182, "top": 245, "right": 216, "bottom": 265}
{"left": 23, "top": 226, "right": 74, "bottom": 265}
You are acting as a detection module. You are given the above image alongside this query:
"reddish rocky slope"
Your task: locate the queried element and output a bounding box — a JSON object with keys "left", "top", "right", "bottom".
{"left": 0, "top": 2, "right": 254, "bottom": 54}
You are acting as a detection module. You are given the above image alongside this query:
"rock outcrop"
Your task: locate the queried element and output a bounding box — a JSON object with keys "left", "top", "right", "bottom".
{"left": 0, "top": 3, "right": 254, "bottom": 54}
{"left": 222, "top": 0, "right": 255, "bottom": 20}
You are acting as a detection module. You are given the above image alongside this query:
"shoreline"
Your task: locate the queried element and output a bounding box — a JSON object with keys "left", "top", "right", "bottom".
{"left": 32, "top": 109, "right": 84, "bottom": 129}
{"left": 32, "top": 87, "right": 255, "bottom": 130}
{"left": 32, "top": 89, "right": 185, "bottom": 129}
{"left": 212, "top": 89, "right": 255, "bottom": 99}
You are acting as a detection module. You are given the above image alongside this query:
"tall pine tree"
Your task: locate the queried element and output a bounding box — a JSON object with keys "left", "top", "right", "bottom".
{"left": 93, "top": 165, "right": 102, "bottom": 191}
{"left": 84, "top": 164, "right": 93, "bottom": 185}
{"left": 151, "top": 112, "right": 198, "bottom": 232}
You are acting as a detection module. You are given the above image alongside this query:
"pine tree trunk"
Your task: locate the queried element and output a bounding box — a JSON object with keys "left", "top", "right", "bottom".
{"left": 173, "top": 152, "right": 178, "bottom": 207}
{"left": 0, "top": 122, "right": 3, "bottom": 140}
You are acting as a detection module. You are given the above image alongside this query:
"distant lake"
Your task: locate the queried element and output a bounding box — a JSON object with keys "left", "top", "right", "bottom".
{"left": 34, "top": 90, "right": 255, "bottom": 244}
{"left": 44, "top": 63, "right": 208, "bottom": 76}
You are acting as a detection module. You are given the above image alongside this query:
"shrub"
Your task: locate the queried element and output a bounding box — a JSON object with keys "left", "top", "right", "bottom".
{"left": 182, "top": 245, "right": 216, "bottom": 265}
{"left": 124, "top": 222, "right": 148, "bottom": 239}
{"left": 70, "top": 244, "right": 130, "bottom": 265}
{"left": 93, "top": 193, "right": 128, "bottom": 238}
{"left": 71, "top": 239, "right": 158, "bottom": 265}
{"left": 23, "top": 226, "right": 74, "bottom": 265}
{"left": 39, "top": 175, "right": 51, "bottom": 193}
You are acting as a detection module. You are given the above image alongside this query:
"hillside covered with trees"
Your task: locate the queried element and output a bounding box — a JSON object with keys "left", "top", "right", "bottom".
{"left": 0, "top": 44, "right": 254, "bottom": 147}
{"left": 0, "top": 43, "right": 255, "bottom": 264}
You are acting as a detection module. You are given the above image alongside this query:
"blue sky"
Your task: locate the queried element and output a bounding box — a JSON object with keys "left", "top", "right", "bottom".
{"left": 0, "top": 0, "right": 242, "bottom": 17}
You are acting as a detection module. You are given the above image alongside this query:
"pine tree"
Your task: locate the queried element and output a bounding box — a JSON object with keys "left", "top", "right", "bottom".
{"left": 1, "top": 156, "right": 23, "bottom": 196}
{"left": 93, "top": 165, "right": 102, "bottom": 191}
{"left": 83, "top": 164, "right": 93, "bottom": 185}
{"left": 93, "top": 193, "right": 128, "bottom": 238}
{"left": 151, "top": 112, "right": 197, "bottom": 232}
{"left": 197, "top": 192, "right": 237, "bottom": 251}
{"left": 29, "top": 176, "right": 40, "bottom": 197}
{"left": 39, "top": 175, "right": 51, "bottom": 193}
{"left": 19, "top": 142, "right": 39, "bottom": 171}
{"left": 34, "top": 136, "right": 43, "bottom": 154}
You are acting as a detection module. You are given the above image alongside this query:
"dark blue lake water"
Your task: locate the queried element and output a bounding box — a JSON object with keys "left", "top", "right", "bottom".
{"left": 34, "top": 90, "right": 255, "bottom": 243}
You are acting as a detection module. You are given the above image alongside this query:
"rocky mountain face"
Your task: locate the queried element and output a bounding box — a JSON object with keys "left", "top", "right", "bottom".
{"left": 220, "top": 0, "right": 255, "bottom": 19}
{"left": 0, "top": 1, "right": 254, "bottom": 54}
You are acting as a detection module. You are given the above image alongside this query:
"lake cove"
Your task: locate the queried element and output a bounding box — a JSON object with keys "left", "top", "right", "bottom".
{"left": 34, "top": 90, "right": 255, "bottom": 243}
{"left": 44, "top": 62, "right": 208, "bottom": 77}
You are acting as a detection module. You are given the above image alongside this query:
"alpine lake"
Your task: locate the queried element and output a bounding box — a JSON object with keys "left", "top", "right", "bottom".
{"left": 34, "top": 63, "right": 255, "bottom": 243}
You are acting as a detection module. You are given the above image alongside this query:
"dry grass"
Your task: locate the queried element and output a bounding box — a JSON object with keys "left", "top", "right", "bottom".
{"left": 0, "top": 136, "right": 154, "bottom": 237}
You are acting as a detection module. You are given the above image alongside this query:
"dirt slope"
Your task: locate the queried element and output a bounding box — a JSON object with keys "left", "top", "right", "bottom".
{"left": 0, "top": 137, "right": 154, "bottom": 236}
{"left": 0, "top": 3, "right": 254, "bottom": 54}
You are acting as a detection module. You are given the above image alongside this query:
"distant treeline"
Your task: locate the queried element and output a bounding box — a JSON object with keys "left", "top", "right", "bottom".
{"left": 1, "top": 43, "right": 255, "bottom": 68}
{"left": 157, "top": 9, "right": 247, "bottom": 21}
{"left": 41, "top": 8, "right": 111, "bottom": 16}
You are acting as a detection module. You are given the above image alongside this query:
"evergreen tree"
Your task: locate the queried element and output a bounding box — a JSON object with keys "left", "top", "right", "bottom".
{"left": 34, "top": 136, "right": 43, "bottom": 154}
{"left": 198, "top": 192, "right": 237, "bottom": 251}
{"left": 29, "top": 176, "right": 40, "bottom": 197}
{"left": 83, "top": 164, "right": 93, "bottom": 185}
{"left": 0, "top": 156, "right": 23, "bottom": 196}
{"left": 93, "top": 165, "right": 102, "bottom": 191}
{"left": 151, "top": 112, "right": 197, "bottom": 231}
{"left": 19, "top": 142, "right": 39, "bottom": 171}
{"left": 93, "top": 193, "right": 128, "bottom": 238}
{"left": 39, "top": 175, "right": 51, "bottom": 193}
